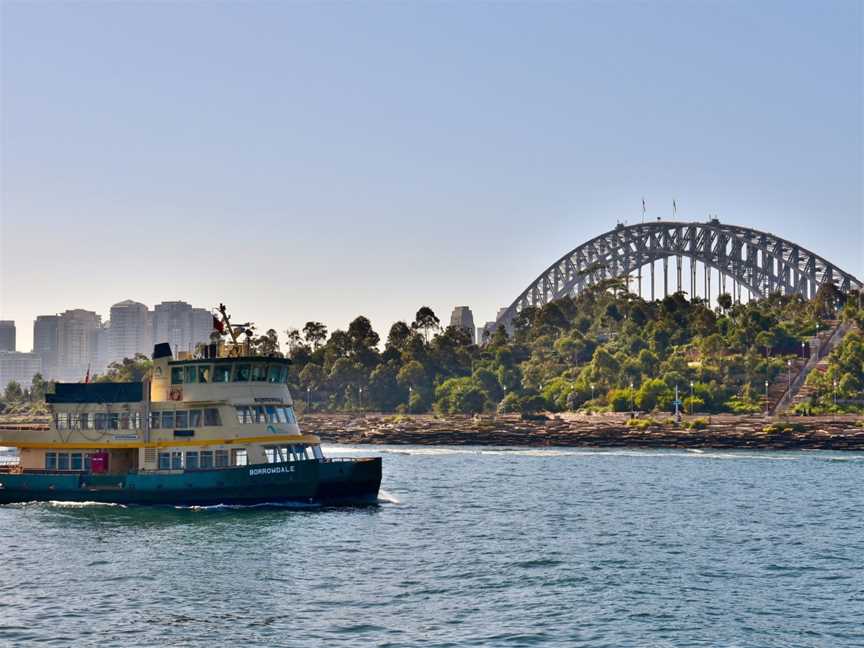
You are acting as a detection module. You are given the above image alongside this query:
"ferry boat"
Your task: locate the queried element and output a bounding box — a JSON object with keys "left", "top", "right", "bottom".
{"left": 0, "top": 308, "right": 381, "bottom": 506}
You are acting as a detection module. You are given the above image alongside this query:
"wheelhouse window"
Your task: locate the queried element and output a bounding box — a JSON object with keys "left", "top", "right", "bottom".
{"left": 250, "top": 364, "right": 267, "bottom": 382}
{"left": 214, "top": 365, "right": 231, "bottom": 383}
{"left": 184, "top": 366, "right": 197, "bottom": 384}
{"left": 234, "top": 364, "right": 251, "bottom": 382}
{"left": 189, "top": 409, "right": 202, "bottom": 427}
{"left": 267, "top": 365, "right": 282, "bottom": 383}
{"left": 198, "top": 366, "right": 211, "bottom": 383}
{"left": 171, "top": 367, "right": 184, "bottom": 384}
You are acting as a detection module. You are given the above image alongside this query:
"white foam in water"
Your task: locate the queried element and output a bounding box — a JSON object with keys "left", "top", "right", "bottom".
{"left": 377, "top": 490, "right": 401, "bottom": 504}
{"left": 15, "top": 500, "right": 128, "bottom": 509}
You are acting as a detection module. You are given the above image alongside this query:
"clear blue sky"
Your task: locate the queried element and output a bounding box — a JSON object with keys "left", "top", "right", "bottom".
{"left": 1, "top": 1, "right": 861, "bottom": 352}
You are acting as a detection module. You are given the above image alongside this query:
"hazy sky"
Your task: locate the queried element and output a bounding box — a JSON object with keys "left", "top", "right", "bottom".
{"left": 1, "top": 1, "right": 862, "bottom": 352}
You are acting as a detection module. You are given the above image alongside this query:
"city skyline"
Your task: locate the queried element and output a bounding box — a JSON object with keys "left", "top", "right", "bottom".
{"left": 2, "top": 2, "right": 862, "bottom": 354}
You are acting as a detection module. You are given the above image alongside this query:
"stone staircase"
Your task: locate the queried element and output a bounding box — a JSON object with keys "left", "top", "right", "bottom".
{"left": 772, "top": 320, "right": 853, "bottom": 414}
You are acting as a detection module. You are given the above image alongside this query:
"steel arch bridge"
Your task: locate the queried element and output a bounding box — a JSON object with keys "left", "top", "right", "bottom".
{"left": 496, "top": 219, "right": 863, "bottom": 329}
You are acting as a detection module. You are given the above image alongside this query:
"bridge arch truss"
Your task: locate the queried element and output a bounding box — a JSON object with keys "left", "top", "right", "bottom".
{"left": 497, "top": 220, "right": 862, "bottom": 328}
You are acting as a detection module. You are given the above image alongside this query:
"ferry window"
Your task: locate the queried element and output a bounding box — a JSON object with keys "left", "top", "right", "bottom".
{"left": 171, "top": 367, "right": 184, "bottom": 384}
{"left": 267, "top": 365, "right": 281, "bottom": 383}
{"left": 215, "top": 450, "right": 229, "bottom": 467}
{"left": 234, "top": 406, "right": 250, "bottom": 424}
{"left": 200, "top": 451, "right": 214, "bottom": 469}
{"left": 158, "top": 453, "right": 171, "bottom": 470}
{"left": 232, "top": 449, "right": 247, "bottom": 466}
{"left": 84, "top": 453, "right": 93, "bottom": 471}
{"left": 280, "top": 367, "right": 289, "bottom": 384}
{"left": 94, "top": 413, "right": 108, "bottom": 430}
{"left": 253, "top": 406, "right": 266, "bottom": 424}
{"left": 119, "top": 413, "right": 131, "bottom": 430}
{"left": 265, "top": 448, "right": 276, "bottom": 463}
{"left": 172, "top": 451, "right": 183, "bottom": 470}
{"left": 204, "top": 408, "right": 221, "bottom": 426}
{"left": 214, "top": 365, "right": 231, "bottom": 383}
{"left": 150, "top": 412, "right": 161, "bottom": 429}
{"left": 198, "top": 365, "right": 211, "bottom": 383}
{"left": 185, "top": 366, "right": 197, "bottom": 384}
{"left": 275, "top": 407, "right": 288, "bottom": 424}
{"left": 175, "top": 411, "right": 189, "bottom": 428}
{"left": 312, "top": 445, "right": 324, "bottom": 461}
{"left": 71, "top": 453, "right": 83, "bottom": 471}
{"left": 251, "top": 364, "right": 267, "bottom": 381}
{"left": 186, "top": 451, "right": 199, "bottom": 469}
{"left": 189, "top": 409, "right": 202, "bottom": 427}
{"left": 294, "top": 445, "right": 309, "bottom": 461}
{"left": 45, "top": 453, "right": 57, "bottom": 470}
{"left": 265, "top": 405, "right": 278, "bottom": 423}
{"left": 234, "top": 364, "right": 251, "bottom": 382}
{"left": 109, "top": 414, "right": 119, "bottom": 430}
{"left": 58, "top": 453, "right": 70, "bottom": 471}
{"left": 78, "top": 413, "right": 90, "bottom": 429}
{"left": 162, "top": 411, "right": 175, "bottom": 428}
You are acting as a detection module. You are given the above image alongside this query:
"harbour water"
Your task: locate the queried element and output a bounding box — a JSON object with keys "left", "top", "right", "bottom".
{"left": 1, "top": 446, "right": 863, "bottom": 647}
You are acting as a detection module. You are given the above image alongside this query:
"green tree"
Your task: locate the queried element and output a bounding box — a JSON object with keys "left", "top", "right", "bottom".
{"left": 302, "top": 321, "right": 328, "bottom": 350}
{"left": 412, "top": 306, "right": 440, "bottom": 342}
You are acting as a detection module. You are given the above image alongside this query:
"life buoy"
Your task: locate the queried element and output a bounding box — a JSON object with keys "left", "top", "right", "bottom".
{"left": 169, "top": 387, "right": 183, "bottom": 401}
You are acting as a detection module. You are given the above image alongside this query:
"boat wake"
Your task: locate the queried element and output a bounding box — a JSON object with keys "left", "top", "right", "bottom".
{"left": 6, "top": 500, "right": 128, "bottom": 509}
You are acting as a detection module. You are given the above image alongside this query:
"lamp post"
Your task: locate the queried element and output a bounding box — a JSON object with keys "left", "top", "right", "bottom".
{"left": 764, "top": 380, "right": 769, "bottom": 415}
{"left": 833, "top": 379, "right": 837, "bottom": 407}
{"left": 590, "top": 383, "right": 595, "bottom": 401}
{"left": 689, "top": 381, "right": 694, "bottom": 415}
{"left": 629, "top": 381, "right": 634, "bottom": 415}
{"left": 307, "top": 387, "right": 311, "bottom": 411}
{"left": 801, "top": 341, "right": 806, "bottom": 359}
{"left": 787, "top": 360, "right": 792, "bottom": 406}
{"left": 359, "top": 387, "right": 363, "bottom": 412}
{"left": 408, "top": 386, "right": 413, "bottom": 412}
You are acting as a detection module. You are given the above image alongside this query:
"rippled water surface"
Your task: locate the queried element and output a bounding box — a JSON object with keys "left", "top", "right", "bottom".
{"left": 2, "top": 446, "right": 863, "bottom": 647}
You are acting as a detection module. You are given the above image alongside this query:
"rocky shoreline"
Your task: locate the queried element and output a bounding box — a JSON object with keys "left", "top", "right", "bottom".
{"left": 303, "top": 412, "right": 864, "bottom": 451}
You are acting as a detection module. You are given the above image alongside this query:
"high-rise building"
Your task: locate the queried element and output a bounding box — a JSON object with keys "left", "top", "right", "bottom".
{"left": 33, "top": 315, "right": 60, "bottom": 379}
{"left": 0, "top": 351, "right": 42, "bottom": 390}
{"left": 153, "top": 301, "right": 214, "bottom": 356}
{"left": 108, "top": 300, "right": 152, "bottom": 363}
{"left": 0, "top": 321, "right": 15, "bottom": 351}
{"left": 57, "top": 309, "right": 102, "bottom": 381}
{"left": 449, "top": 306, "right": 476, "bottom": 344}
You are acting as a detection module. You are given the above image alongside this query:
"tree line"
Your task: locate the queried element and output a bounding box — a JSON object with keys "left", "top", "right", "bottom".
{"left": 2, "top": 284, "right": 862, "bottom": 416}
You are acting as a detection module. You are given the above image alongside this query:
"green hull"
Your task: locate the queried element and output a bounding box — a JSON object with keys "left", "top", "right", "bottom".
{"left": 0, "top": 458, "right": 381, "bottom": 507}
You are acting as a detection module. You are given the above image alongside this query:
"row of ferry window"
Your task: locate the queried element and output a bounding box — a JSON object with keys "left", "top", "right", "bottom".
{"left": 55, "top": 408, "right": 222, "bottom": 431}
{"left": 45, "top": 452, "right": 93, "bottom": 471}
{"left": 265, "top": 445, "right": 319, "bottom": 463}
{"left": 170, "top": 364, "right": 289, "bottom": 385}
{"left": 158, "top": 448, "right": 247, "bottom": 470}
{"left": 235, "top": 405, "right": 296, "bottom": 425}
